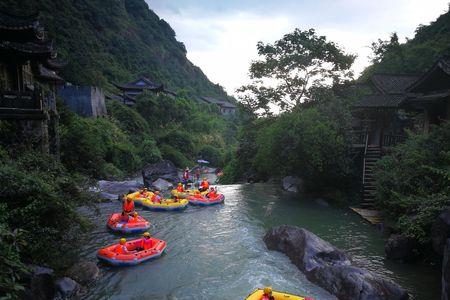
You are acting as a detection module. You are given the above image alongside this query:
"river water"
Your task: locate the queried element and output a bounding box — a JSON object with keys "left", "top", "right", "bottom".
{"left": 79, "top": 183, "right": 440, "bottom": 300}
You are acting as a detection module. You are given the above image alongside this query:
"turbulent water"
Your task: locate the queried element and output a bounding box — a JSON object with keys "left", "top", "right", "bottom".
{"left": 79, "top": 184, "right": 440, "bottom": 300}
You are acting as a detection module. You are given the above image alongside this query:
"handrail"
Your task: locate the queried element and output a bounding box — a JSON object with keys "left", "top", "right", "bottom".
{"left": 362, "top": 130, "right": 369, "bottom": 185}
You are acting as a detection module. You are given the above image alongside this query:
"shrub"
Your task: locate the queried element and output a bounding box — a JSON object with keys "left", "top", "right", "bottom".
{"left": 374, "top": 123, "right": 450, "bottom": 243}
{"left": 159, "top": 144, "right": 191, "bottom": 168}
{"left": 198, "top": 145, "right": 223, "bottom": 167}
{"left": 139, "top": 138, "right": 162, "bottom": 165}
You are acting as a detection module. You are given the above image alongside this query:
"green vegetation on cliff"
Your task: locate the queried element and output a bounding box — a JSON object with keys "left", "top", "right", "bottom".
{"left": 0, "top": 0, "right": 230, "bottom": 98}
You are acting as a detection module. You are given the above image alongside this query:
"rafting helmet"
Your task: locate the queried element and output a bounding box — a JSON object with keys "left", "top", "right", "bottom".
{"left": 143, "top": 232, "right": 151, "bottom": 238}
{"left": 120, "top": 238, "right": 126, "bottom": 245}
{"left": 155, "top": 191, "right": 160, "bottom": 194}
{"left": 263, "top": 287, "right": 272, "bottom": 295}
{"left": 133, "top": 212, "right": 138, "bottom": 217}
{"left": 178, "top": 183, "right": 182, "bottom": 186}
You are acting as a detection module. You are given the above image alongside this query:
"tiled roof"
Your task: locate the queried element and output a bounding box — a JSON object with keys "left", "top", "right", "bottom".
{"left": 354, "top": 94, "right": 406, "bottom": 108}
{"left": 200, "top": 96, "right": 236, "bottom": 108}
{"left": 36, "top": 65, "right": 63, "bottom": 82}
{"left": 371, "top": 74, "right": 420, "bottom": 94}
{"left": 115, "top": 77, "right": 163, "bottom": 90}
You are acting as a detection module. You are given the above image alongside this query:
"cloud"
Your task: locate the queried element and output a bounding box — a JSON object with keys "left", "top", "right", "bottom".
{"left": 148, "top": 0, "right": 449, "bottom": 95}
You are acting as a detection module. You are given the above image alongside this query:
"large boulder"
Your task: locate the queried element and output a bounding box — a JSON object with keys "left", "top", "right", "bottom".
{"left": 152, "top": 178, "right": 174, "bottom": 191}
{"left": 442, "top": 239, "right": 450, "bottom": 300}
{"left": 22, "top": 266, "right": 55, "bottom": 300}
{"left": 67, "top": 261, "right": 99, "bottom": 285}
{"left": 432, "top": 209, "right": 450, "bottom": 255}
{"left": 282, "top": 176, "right": 303, "bottom": 193}
{"left": 97, "top": 180, "right": 142, "bottom": 195}
{"left": 264, "top": 225, "right": 409, "bottom": 300}
{"left": 54, "top": 277, "right": 80, "bottom": 299}
{"left": 142, "top": 160, "right": 178, "bottom": 188}
{"left": 385, "top": 234, "right": 419, "bottom": 261}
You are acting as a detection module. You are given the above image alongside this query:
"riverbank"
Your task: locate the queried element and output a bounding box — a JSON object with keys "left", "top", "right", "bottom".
{"left": 79, "top": 183, "right": 440, "bottom": 299}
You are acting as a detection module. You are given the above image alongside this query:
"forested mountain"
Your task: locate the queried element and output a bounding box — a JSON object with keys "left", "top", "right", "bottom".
{"left": 361, "top": 6, "right": 450, "bottom": 78}
{"left": 0, "top": 0, "right": 229, "bottom": 98}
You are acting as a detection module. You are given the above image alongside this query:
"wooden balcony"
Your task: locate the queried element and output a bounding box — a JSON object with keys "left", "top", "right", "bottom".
{"left": 0, "top": 90, "right": 46, "bottom": 120}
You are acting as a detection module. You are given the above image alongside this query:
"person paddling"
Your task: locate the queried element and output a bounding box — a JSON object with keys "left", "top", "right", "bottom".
{"left": 151, "top": 191, "right": 162, "bottom": 203}
{"left": 261, "top": 287, "right": 275, "bottom": 300}
{"left": 122, "top": 196, "right": 135, "bottom": 215}
{"left": 199, "top": 177, "right": 209, "bottom": 192}
{"left": 206, "top": 187, "right": 217, "bottom": 198}
{"left": 114, "top": 238, "right": 135, "bottom": 255}
{"left": 128, "top": 212, "right": 139, "bottom": 223}
{"left": 137, "top": 232, "right": 153, "bottom": 251}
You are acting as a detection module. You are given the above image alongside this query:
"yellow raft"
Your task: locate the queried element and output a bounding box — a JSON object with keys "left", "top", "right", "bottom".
{"left": 126, "top": 190, "right": 149, "bottom": 206}
{"left": 140, "top": 198, "right": 189, "bottom": 211}
{"left": 245, "top": 289, "right": 314, "bottom": 300}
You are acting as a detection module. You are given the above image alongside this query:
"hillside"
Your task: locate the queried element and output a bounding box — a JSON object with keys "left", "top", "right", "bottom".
{"left": 361, "top": 6, "right": 450, "bottom": 78}
{"left": 0, "top": 0, "right": 230, "bottom": 98}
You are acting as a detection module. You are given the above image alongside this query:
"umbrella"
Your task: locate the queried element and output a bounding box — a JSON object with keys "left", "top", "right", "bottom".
{"left": 197, "top": 159, "right": 210, "bottom": 164}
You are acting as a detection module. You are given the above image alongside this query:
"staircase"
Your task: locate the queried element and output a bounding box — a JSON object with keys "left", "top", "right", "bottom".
{"left": 360, "top": 145, "right": 381, "bottom": 209}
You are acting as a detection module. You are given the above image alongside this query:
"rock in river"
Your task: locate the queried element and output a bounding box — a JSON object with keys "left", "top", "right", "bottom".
{"left": 282, "top": 176, "right": 303, "bottom": 193}
{"left": 67, "top": 260, "right": 99, "bottom": 285}
{"left": 152, "top": 178, "right": 174, "bottom": 191}
{"left": 385, "top": 234, "right": 419, "bottom": 261}
{"left": 142, "top": 160, "right": 178, "bottom": 188}
{"left": 432, "top": 209, "right": 450, "bottom": 255}
{"left": 97, "top": 180, "right": 142, "bottom": 195}
{"left": 264, "top": 225, "right": 409, "bottom": 300}
{"left": 54, "top": 277, "right": 80, "bottom": 299}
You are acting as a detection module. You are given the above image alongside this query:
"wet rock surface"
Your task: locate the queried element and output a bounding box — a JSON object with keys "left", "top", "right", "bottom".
{"left": 385, "top": 234, "right": 419, "bottom": 261}
{"left": 264, "top": 225, "right": 409, "bottom": 300}
{"left": 142, "top": 160, "right": 178, "bottom": 188}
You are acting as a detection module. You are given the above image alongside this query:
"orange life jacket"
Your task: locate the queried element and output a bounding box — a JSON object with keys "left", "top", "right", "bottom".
{"left": 140, "top": 237, "right": 153, "bottom": 250}
{"left": 114, "top": 244, "right": 127, "bottom": 254}
{"left": 208, "top": 191, "right": 217, "bottom": 198}
{"left": 123, "top": 200, "right": 134, "bottom": 213}
{"left": 151, "top": 194, "right": 161, "bottom": 203}
{"left": 177, "top": 186, "right": 184, "bottom": 192}
{"left": 194, "top": 193, "right": 203, "bottom": 199}
{"left": 201, "top": 181, "right": 209, "bottom": 189}
{"left": 129, "top": 216, "right": 138, "bottom": 223}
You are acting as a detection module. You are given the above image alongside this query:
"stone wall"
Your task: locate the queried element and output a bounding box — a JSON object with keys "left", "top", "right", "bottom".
{"left": 59, "top": 85, "right": 107, "bottom": 118}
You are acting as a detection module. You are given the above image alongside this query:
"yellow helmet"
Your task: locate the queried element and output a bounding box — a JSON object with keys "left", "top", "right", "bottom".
{"left": 133, "top": 212, "right": 138, "bottom": 217}
{"left": 263, "top": 287, "right": 272, "bottom": 295}
{"left": 143, "top": 232, "right": 150, "bottom": 237}
{"left": 178, "top": 183, "right": 182, "bottom": 186}
{"left": 126, "top": 196, "right": 132, "bottom": 201}
{"left": 120, "top": 238, "right": 126, "bottom": 245}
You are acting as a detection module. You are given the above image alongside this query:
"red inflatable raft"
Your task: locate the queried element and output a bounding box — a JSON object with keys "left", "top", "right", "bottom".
{"left": 107, "top": 213, "right": 150, "bottom": 234}
{"left": 188, "top": 193, "right": 225, "bottom": 206}
{"left": 97, "top": 237, "right": 167, "bottom": 266}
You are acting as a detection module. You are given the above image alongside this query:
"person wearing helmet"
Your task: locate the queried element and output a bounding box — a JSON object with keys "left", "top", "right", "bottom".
{"left": 199, "top": 177, "right": 209, "bottom": 192}
{"left": 261, "top": 287, "right": 275, "bottom": 300}
{"left": 177, "top": 182, "right": 185, "bottom": 193}
{"left": 140, "top": 187, "right": 149, "bottom": 198}
{"left": 194, "top": 190, "right": 203, "bottom": 199}
{"left": 206, "top": 187, "right": 217, "bottom": 198}
{"left": 151, "top": 191, "right": 162, "bottom": 203}
{"left": 114, "top": 238, "right": 134, "bottom": 255}
{"left": 122, "top": 196, "right": 135, "bottom": 215}
{"left": 128, "top": 212, "right": 139, "bottom": 223}
{"left": 137, "top": 232, "right": 153, "bottom": 251}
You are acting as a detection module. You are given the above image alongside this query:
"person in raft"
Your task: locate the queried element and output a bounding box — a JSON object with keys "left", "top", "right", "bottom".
{"left": 123, "top": 196, "right": 135, "bottom": 215}
{"left": 128, "top": 211, "right": 139, "bottom": 223}
{"left": 139, "top": 187, "right": 150, "bottom": 198}
{"left": 177, "top": 183, "right": 185, "bottom": 193}
{"left": 136, "top": 232, "right": 153, "bottom": 251}
{"left": 151, "top": 191, "right": 162, "bottom": 203}
{"left": 206, "top": 187, "right": 217, "bottom": 198}
{"left": 261, "top": 287, "right": 275, "bottom": 300}
{"left": 199, "top": 177, "right": 210, "bottom": 192}
{"left": 114, "top": 238, "right": 136, "bottom": 255}
{"left": 193, "top": 190, "right": 203, "bottom": 199}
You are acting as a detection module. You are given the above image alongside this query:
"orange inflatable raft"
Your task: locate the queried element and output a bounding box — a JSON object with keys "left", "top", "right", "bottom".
{"left": 107, "top": 213, "right": 150, "bottom": 234}
{"left": 97, "top": 237, "right": 167, "bottom": 266}
{"left": 188, "top": 193, "right": 225, "bottom": 206}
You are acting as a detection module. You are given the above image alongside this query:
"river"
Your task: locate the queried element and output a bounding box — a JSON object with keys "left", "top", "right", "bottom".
{"left": 79, "top": 183, "right": 440, "bottom": 299}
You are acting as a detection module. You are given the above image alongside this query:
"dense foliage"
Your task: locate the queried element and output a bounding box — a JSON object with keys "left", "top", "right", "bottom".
{"left": 374, "top": 124, "right": 450, "bottom": 244}
{"left": 223, "top": 85, "right": 360, "bottom": 200}
{"left": 238, "top": 28, "right": 355, "bottom": 114}
{"left": 361, "top": 6, "right": 450, "bottom": 79}
{"left": 0, "top": 147, "right": 92, "bottom": 298}
{"left": 0, "top": 0, "right": 231, "bottom": 99}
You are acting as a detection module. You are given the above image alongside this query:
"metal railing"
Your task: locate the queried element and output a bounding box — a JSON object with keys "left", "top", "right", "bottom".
{"left": 362, "top": 131, "right": 369, "bottom": 184}
{"left": 352, "top": 130, "right": 367, "bottom": 146}
{"left": 382, "top": 134, "right": 405, "bottom": 148}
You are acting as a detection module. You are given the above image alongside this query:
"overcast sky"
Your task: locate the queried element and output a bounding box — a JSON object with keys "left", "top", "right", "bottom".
{"left": 147, "top": 0, "right": 449, "bottom": 96}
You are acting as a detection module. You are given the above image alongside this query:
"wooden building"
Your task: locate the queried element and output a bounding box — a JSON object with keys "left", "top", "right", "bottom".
{"left": 114, "top": 77, "right": 176, "bottom": 106}
{"left": 403, "top": 55, "right": 450, "bottom": 132}
{"left": 0, "top": 11, "right": 64, "bottom": 155}
{"left": 200, "top": 96, "right": 237, "bottom": 115}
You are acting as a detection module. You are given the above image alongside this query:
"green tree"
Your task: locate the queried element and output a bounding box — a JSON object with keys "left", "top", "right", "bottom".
{"left": 238, "top": 28, "right": 355, "bottom": 114}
